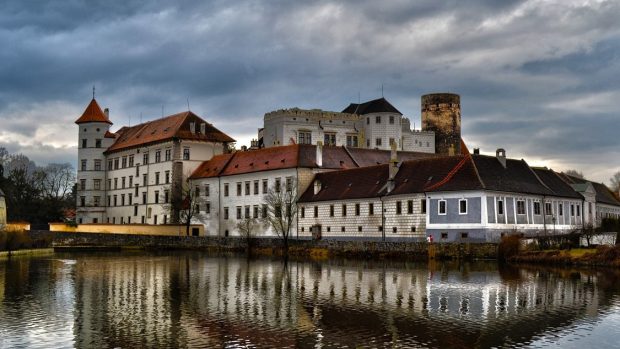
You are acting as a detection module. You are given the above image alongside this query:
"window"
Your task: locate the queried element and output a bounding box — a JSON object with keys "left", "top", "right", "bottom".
{"left": 165, "top": 149, "right": 171, "bottom": 161}
{"left": 396, "top": 201, "right": 402, "bottom": 215}
{"left": 129, "top": 155, "right": 134, "bottom": 167}
{"left": 142, "top": 192, "right": 147, "bottom": 204}
{"left": 355, "top": 203, "right": 360, "bottom": 216}
{"left": 366, "top": 117, "right": 370, "bottom": 125}
{"left": 329, "top": 205, "right": 334, "bottom": 217}
{"left": 438, "top": 200, "right": 447, "bottom": 215}
{"left": 80, "top": 179, "right": 86, "bottom": 190}
{"left": 275, "top": 204, "right": 282, "bottom": 218}
{"left": 298, "top": 131, "right": 312, "bottom": 144}
{"left": 459, "top": 199, "right": 467, "bottom": 215}
{"left": 441, "top": 232, "right": 448, "bottom": 240}
{"left": 389, "top": 138, "right": 396, "bottom": 147}
{"left": 577, "top": 205, "right": 581, "bottom": 217}
{"left": 245, "top": 181, "right": 250, "bottom": 195}
{"left": 205, "top": 184, "right": 210, "bottom": 196}
{"left": 262, "top": 179, "right": 268, "bottom": 193}
{"left": 80, "top": 196, "right": 85, "bottom": 207}
{"left": 421, "top": 199, "right": 427, "bottom": 214}
{"left": 81, "top": 160, "right": 87, "bottom": 171}
{"left": 407, "top": 200, "right": 413, "bottom": 214}
{"left": 206, "top": 202, "right": 211, "bottom": 214}
{"left": 114, "top": 178, "right": 118, "bottom": 189}
{"left": 341, "top": 226, "right": 345, "bottom": 232}
{"left": 517, "top": 200, "right": 526, "bottom": 215}
{"left": 122, "top": 156, "right": 127, "bottom": 168}
{"left": 94, "top": 160, "right": 101, "bottom": 171}
{"left": 324, "top": 133, "right": 336, "bottom": 146}
{"left": 94, "top": 179, "right": 101, "bottom": 190}
{"left": 531, "top": 201, "right": 540, "bottom": 215}
{"left": 113, "top": 195, "right": 117, "bottom": 206}
{"left": 164, "top": 190, "right": 170, "bottom": 204}
{"left": 461, "top": 232, "right": 469, "bottom": 239}
{"left": 236, "top": 206, "right": 242, "bottom": 220}
{"left": 375, "top": 138, "right": 382, "bottom": 147}
{"left": 301, "top": 207, "right": 305, "bottom": 218}
{"left": 346, "top": 135, "right": 358, "bottom": 147}
{"left": 275, "top": 178, "right": 281, "bottom": 192}
{"left": 570, "top": 204, "right": 575, "bottom": 216}
{"left": 128, "top": 195, "right": 132, "bottom": 205}
{"left": 245, "top": 206, "right": 250, "bottom": 219}
{"left": 154, "top": 191, "right": 159, "bottom": 204}
{"left": 342, "top": 204, "right": 347, "bottom": 216}
{"left": 81, "top": 139, "right": 87, "bottom": 148}
{"left": 183, "top": 148, "right": 190, "bottom": 160}
{"left": 389, "top": 115, "right": 395, "bottom": 124}
{"left": 134, "top": 185, "right": 139, "bottom": 197}
{"left": 224, "top": 207, "right": 229, "bottom": 220}
{"left": 121, "top": 194, "right": 125, "bottom": 206}
{"left": 411, "top": 226, "right": 416, "bottom": 232}
{"left": 286, "top": 177, "right": 293, "bottom": 192}
{"left": 367, "top": 139, "right": 370, "bottom": 147}
{"left": 358, "top": 226, "right": 362, "bottom": 232}
{"left": 253, "top": 180, "right": 259, "bottom": 195}
{"left": 253, "top": 205, "right": 259, "bottom": 219}
{"left": 237, "top": 182, "right": 242, "bottom": 196}
{"left": 143, "top": 153, "right": 149, "bottom": 165}
{"left": 155, "top": 151, "right": 161, "bottom": 163}
{"left": 314, "top": 206, "right": 318, "bottom": 218}
{"left": 134, "top": 206, "right": 138, "bottom": 216}
{"left": 224, "top": 183, "right": 229, "bottom": 197}
{"left": 369, "top": 203, "right": 374, "bottom": 215}
{"left": 136, "top": 165, "right": 140, "bottom": 176}
{"left": 262, "top": 204, "right": 268, "bottom": 218}
{"left": 108, "top": 160, "right": 113, "bottom": 170}
{"left": 375, "top": 116, "right": 381, "bottom": 124}
{"left": 392, "top": 227, "right": 397, "bottom": 233}
{"left": 122, "top": 177, "right": 126, "bottom": 189}
{"left": 497, "top": 199, "right": 504, "bottom": 215}
{"left": 142, "top": 174, "right": 147, "bottom": 186}
{"left": 559, "top": 203, "right": 563, "bottom": 216}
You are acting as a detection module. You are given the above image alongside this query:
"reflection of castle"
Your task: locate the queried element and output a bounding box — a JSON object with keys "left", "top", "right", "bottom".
{"left": 56, "top": 255, "right": 617, "bottom": 347}
{"left": 0, "top": 188, "right": 6, "bottom": 229}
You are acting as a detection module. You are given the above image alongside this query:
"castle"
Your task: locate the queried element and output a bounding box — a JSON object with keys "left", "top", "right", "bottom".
{"left": 75, "top": 93, "right": 620, "bottom": 242}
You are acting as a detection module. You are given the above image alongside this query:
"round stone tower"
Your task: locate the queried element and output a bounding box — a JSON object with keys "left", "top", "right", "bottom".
{"left": 421, "top": 93, "right": 461, "bottom": 156}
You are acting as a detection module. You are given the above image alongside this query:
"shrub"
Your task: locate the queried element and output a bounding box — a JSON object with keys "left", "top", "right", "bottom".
{"left": 498, "top": 234, "right": 521, "bottom": 262}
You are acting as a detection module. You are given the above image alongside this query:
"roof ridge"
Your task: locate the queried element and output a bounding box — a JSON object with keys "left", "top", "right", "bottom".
{"left": 342, "top": 146, "right": 361, "bottom": 167}
{"left": 470, "top": 155, "right": 486, "bottom": 189}
{"left": 524, "top": 159, "right": 554, "bottom": 193}
{"left": 423, "top": 155, "right": 470, "bottom": 191}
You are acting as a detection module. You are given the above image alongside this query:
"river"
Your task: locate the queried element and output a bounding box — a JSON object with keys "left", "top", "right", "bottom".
{"left": 0, "top": 252, "right": 619, "bottom": 348}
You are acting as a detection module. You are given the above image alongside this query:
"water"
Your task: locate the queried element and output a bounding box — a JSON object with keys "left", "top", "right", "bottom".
{"left": 1, "top": 252, "right": 619, "bottom": 348}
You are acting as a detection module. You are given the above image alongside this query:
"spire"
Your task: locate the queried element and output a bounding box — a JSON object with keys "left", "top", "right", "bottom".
{"left": 75, "top": 98, "right": 113, "bottom": 125}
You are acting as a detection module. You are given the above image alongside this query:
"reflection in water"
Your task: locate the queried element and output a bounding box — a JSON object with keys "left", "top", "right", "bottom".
{"left": 0, "top": 253, "right": 619, "bottom": 348}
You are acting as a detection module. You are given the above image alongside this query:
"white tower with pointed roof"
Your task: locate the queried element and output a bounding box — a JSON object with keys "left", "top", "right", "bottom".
{"left": 75, "top": 98, "right": 114, "bottom": 224}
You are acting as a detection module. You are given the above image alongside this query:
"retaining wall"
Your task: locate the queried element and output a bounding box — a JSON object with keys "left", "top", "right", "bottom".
{"left": 28, "top": 230, "right": 498, "bottom": 260}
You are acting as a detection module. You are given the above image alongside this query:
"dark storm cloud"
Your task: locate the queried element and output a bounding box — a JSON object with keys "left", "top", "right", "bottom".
{"left": 1, "top": 0, "right": 619, "bottom": 183}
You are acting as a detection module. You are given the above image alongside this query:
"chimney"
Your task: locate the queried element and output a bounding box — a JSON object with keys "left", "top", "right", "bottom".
{"left": 316, "top": 141, "right": 323, "bottom": 167}
{"left": 104, "top": 108, "right": 109, "bottom": 119}
{"left": 388, "top": 142, "right": 399, "bottom": 193}
{"left": 314, "top": 179, "right": 322, "bottom": 195}
{"left": 189, "top": 122, "right": 195, "bottom": 134}
{"left": 473, "top": 148, "right": 480, "bottom": 155}
{"left": 496, "top": 148, "right": 506, "bottom": 168}
{"left": 200, "top": 123, "right": 206, "bottom": 134}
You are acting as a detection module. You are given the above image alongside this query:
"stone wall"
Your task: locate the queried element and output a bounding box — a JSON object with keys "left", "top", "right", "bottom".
{"left": 29, "top": 230, "right": 498, "bottom": 260}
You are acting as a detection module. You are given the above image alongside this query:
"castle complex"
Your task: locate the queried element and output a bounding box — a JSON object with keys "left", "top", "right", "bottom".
{"left": 75, "top": 93, "right": 620, "bottom": 242}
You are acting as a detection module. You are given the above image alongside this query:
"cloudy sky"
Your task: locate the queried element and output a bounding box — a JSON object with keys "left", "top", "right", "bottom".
{"left": 1, "top": 0, "right": 619, "bottom": 184}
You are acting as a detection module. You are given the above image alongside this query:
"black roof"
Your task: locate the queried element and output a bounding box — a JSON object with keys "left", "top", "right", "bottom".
{"left": 558, "top": 173, "right": 620, "bottom": 206}
{"left": 472, "top": 155, "right": 555, "bottom": 196}
{"left": 342, "top": 97, "right": 401, "bottom": 115}
{"left": 532, "top": 168, "right": 583, "bottom": 199}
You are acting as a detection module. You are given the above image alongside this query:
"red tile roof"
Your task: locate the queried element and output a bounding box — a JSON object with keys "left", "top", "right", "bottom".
{"left": 105, "top": 111, "right": 234, "bottom": 154}
{"left": 190, "top": 153, "right": 234, "bottom": 178}
{"left": 75, "top": 99, "right": 112, "bottom": 125}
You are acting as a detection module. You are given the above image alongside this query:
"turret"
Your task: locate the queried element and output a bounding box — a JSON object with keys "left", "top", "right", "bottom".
{"left": 421, "top": 93, "right": 461, "bottom": 156}
{"left": 75, "top": 98, "right": 113, "bottom": 224}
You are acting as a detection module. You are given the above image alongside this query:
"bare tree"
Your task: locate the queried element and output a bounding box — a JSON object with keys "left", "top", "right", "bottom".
{"left": 161, "top": 179, "right": 205, "bottom": 236}
{"left": 41, "top": 163, "right": 76, "bottom": 201}
{"left": 236, "top": 217, "right": 258, "bottom": 251}
{"left": 262, "top": 177, "right": 298, "bottom": 253}
{"left": 563, "top": 169, "right": 584, "bottom": 179}
{"left": 610, "top": 171, "right": 620, "bottom": 194}
{"left": 581, "top": 223, "right": 597, "bottom": 247}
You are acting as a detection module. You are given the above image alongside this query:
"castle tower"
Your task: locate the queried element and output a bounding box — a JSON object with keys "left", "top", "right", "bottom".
{"left": 421, "top": 93, "right": 461, "bottom": 156}
{"left": 75, "top": 98, "right": 113, "bottom": 224}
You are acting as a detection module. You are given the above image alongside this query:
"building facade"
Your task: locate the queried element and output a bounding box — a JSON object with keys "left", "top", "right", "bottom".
{"left": 260, "top": 96, "right": 440, "bottom": 153}
{"left": 75, "top": 98, "right": 234, "bottom": 225}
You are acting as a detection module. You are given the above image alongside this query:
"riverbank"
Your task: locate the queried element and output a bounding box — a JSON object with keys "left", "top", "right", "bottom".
{"left": 28, "top": 230, "right": 499, "bottom": 261}
{"left": 510, "top": 245, "right": 620, "bottom": 268}
{"left": 0, "top": 248, "right": 54, "bottom": 259}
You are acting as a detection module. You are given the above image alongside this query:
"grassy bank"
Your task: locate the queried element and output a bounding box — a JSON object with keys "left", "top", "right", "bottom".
{"left": 510, "top": 245, "right": 620, "bottom": 267}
